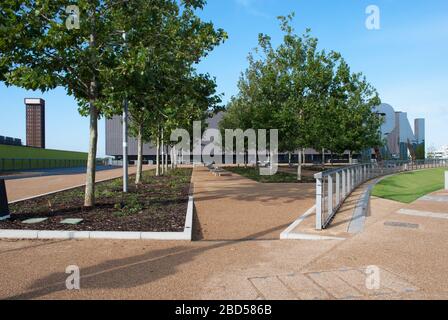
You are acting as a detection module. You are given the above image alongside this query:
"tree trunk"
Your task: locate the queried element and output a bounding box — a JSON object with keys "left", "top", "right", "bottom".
{"left": 84, "top": 18, "right": 99, "bottom": 207}
{"left": 288, "top": 152, "right": 292, "bottom": 168}
{"left": 349, "top": 151, "right": 353, "bottom": 165}
{"left": 135, "top": 124, "right": 143, "bottom": 185}
{"left": 173, "top": 146, "right": 177, "bottom": 168}
{"left": 297, "top": 149, "right": 302, "bottom": 181}
{"left": 322, "top": 148, "right": 325, "bottom": 166}
{"left": 165, "top": 145, "right": 169, "bottom": 172}
{"left": 84, "top": 91, "right": 98, "bottom": 207}
{"left": 161, "top": 128, "right": 165, "bottom": 175}
{"left": 156, "top": 128, "right": 160, "bottom": 176}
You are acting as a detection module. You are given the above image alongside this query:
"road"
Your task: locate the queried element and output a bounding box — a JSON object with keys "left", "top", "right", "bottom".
{"left": 4, "top": 165, "right": 154, "bottom": 203}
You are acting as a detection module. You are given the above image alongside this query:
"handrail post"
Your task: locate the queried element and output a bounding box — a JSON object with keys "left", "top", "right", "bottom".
{"left": 350, "top": 168, "right": 354, "bottom": 191}
{"left": 315, "top": 174, "right": 323, "bottom": 230}
{"left": 336, "top": 171, "right": 341, "bottom": 204}
{"left": 327, "top": 174, "right": 333, "bottom": 226}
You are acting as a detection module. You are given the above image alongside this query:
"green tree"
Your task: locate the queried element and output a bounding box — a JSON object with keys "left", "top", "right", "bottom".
{"left": 1, "top": 1, "right": 132, "bottom": 206}
{"left": 105, "top": 0, "right": 226, "bottom": 181}
{"left": 1, "top": 0, "right": 226, "bottom": 204}
{"left": 221, "top": 14, "right": 383, "bottom": 178}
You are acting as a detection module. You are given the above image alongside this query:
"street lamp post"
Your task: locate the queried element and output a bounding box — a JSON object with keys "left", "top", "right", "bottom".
{"left": 122, "top": 31, "right": 128, "bottom": 193}
{"left": 123, "top": 96, "right": 129, "bottom": 193}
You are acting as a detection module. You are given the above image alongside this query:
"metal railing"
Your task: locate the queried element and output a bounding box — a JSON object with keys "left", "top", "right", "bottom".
{"left": 314, "top": 159, "right": 448, "bottom": 230}
{"left": 0, "top": 158, "right": 88, "bottom": 172}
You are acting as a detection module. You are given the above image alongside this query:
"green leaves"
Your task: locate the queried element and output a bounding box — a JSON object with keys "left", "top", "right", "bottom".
{"left": 222, "top": 14, "right": 383, "bottom": 158}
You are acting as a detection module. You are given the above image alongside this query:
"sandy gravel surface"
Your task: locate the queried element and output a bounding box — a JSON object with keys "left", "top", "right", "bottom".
{"left": 1, "top": 169, "right": 447, "bottom": 300}
{"left": 192, "top": 167, "right": 315, "bottom": 241}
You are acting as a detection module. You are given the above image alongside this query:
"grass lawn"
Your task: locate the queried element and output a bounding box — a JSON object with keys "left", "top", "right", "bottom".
{"left": 372, "top": 168, "right": 447, "bottom": 203}
{"left": 0, "top": 144, "right": 87, "bottom": 160}
{"left": 0, "top": 145, "right": 88, "bottom": 171}
{"left": 0, "top": 168, "right": 192, "bottom": 232}
{"left": 226, "top": 166, "right": 314, "bottom": 183}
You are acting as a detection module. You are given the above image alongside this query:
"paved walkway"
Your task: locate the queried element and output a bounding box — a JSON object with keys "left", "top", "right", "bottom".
{"left": 0, "top": 166, "right": 119, "bottom": 181}
{"left": 192, "top": 166, "right": 315, "bottom": 240}
{"left": 5, "top": 165, "right": 154, "bottom": 203}
{"left": 0, "top": 169, "right": 447, "bottom": 299}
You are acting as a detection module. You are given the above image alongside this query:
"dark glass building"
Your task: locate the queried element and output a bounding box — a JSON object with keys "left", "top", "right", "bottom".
{"left": 25, "top": 98, "right": 45, "bottom": 149}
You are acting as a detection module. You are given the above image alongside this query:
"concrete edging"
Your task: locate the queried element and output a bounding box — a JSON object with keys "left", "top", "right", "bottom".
{"left": 0, "top": 195, "right": 194, "bottom": 241}
{"left": 280, "top": 205, "right": 345, "bottom": 241}
{"left": 280, "top": 205, "right": 315, "bottom": 240}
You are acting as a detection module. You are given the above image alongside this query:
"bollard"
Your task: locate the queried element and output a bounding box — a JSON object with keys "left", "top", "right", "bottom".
{"left": 0, "top": 179, "right": 10, "bottom": 220}
{"left": 445, "top": 172, "right": 448, "bottom": 191}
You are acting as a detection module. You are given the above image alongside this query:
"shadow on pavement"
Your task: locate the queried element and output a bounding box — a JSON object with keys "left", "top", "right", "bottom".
{"left": 7, "top": 224, "right": 288, "bottom": 300}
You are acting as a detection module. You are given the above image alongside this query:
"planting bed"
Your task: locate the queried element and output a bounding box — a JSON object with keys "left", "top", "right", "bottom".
{"left": 0, "top": 169, "right": 192, "bottom": 232}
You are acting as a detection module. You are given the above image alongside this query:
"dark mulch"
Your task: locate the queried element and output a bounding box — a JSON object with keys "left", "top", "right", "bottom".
{"left": 0, "top": 168, "right": 192, "bottom": 232}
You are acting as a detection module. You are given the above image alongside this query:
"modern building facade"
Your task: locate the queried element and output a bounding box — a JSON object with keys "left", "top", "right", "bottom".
{"left": 106, "top": 112, "right": 351, "bottom": 164}
{"left": 106, "top": 115, "right": 158, "bottom": 162}
{"left": 374, "top": 103, "right": 425, "bottom": 160}
{"left": 25, "top": 98, "right": 45, "bottom": 149}
{"left": 106, "top": 112, "right": 229, "bottom": 163}
{"left": 105, "top": 103, "right": 426, "bottom": 163}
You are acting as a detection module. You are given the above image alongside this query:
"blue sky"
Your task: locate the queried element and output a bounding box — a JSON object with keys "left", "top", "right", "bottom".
{"left": 1, "top": 0, "right": 447, "bottom": 156}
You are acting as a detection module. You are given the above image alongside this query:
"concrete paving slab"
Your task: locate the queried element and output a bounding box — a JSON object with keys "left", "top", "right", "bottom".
{"left": 307, "top": 271, "right": 362, "bottom": 299}
{"left": 398, "top": 209, "right": 448, "bottom": 220}
{"left": 333, "top": 268, "right": 393, "bottom": 297}
{"left": 278, "top": 274, "right": 330, "bottom": 300}
{"left": 384, "top": 221, "right": 419, "bottom": 229}
{"left": 379, "top": 268, "right": 419, "bottom": 294}
{"left": 60, "top": 218, "right": 84, "bottom": 225}
{"left": 419, "top": 195, "right": 448, "bottom": 202}
{"left": 249, "top": 276, "right": 297, "bottom": 300}
{"left": 22, "top": 218, "right": 48, "bottom": 224}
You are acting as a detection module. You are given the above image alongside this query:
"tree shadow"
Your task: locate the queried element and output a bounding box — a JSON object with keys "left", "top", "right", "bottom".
{"left": 6, "top": 224, "right": 288, "bottom": 300}
{"left": 194, "top": 180, "right": 315, "bottom": 205}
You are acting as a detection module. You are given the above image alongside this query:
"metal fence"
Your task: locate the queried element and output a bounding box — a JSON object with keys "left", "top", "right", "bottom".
{"left": 0, "top": 158, "right": 88, "bottom": 172}
{"left": 314, "top": 159, "right": 448, "bottom": 230}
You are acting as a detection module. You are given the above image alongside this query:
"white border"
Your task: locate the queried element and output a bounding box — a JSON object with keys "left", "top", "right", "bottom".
{"left": 280, "top": 205, "right": 344, "bottom": 241}
{"left": 280, "top": 205, "right": 316, "bottom": 240}
{"left": 0, "top": 196, "right": 194, "bottom": 241}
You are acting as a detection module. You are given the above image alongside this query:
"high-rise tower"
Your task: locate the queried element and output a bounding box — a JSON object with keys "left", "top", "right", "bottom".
{"left": 25, "top": 98, "right": 45, "bottom": 149}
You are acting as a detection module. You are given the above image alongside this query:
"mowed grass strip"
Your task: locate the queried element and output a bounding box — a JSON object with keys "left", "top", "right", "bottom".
{"left": 372, "top": 168, "right": 447, "bottom": 203}
{"left": 0, "top": 144, "right": 87, "bottom": 160}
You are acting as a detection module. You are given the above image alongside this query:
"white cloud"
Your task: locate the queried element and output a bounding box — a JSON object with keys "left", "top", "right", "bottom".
{"left": 234, "top": 0, "right": 270, "bottom": 18}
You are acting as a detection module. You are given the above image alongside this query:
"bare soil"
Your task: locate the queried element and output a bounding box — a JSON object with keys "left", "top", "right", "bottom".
{"left": 0, "top": 168, "right": 192, "bottom": 232}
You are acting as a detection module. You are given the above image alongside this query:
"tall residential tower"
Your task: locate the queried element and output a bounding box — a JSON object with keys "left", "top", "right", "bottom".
{"left": 24, "top": 98, "right": 45, "bottom": 149}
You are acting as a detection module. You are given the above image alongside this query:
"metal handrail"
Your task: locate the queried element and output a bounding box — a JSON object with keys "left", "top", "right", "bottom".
{"left": 314, "top": 159, "right": 448, "bottom": 230}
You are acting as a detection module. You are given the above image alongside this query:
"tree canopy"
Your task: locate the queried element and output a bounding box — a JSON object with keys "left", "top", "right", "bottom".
{"left": 221, "top": 14, "right": 383, "bottom": 171}
{"left": 0, "top": 0, "right": 226, "bottom": 205}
